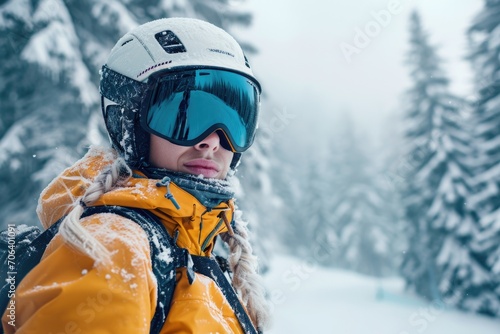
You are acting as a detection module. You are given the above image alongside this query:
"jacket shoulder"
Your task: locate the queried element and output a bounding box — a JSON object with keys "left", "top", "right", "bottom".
{"left": 3, "top": 211, "right": 158, "bottom": 333}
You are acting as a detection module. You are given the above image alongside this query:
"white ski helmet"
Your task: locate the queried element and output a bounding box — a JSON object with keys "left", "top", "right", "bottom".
{"left": 100, "top": 17, "right": 261, "bottom": 169}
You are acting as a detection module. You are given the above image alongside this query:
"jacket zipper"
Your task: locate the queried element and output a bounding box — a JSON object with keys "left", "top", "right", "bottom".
{"left": 200, "top": 218, "right": 224, "bottom": 252}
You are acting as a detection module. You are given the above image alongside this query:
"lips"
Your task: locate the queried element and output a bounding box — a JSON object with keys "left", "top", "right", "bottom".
{"left": 183, "top": 159, "right": 220, "bottom": 178}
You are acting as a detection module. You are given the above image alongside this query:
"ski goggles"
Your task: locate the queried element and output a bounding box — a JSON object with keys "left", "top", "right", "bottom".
{"left": 140, "top": 68, "right": 261, "bottom": 153}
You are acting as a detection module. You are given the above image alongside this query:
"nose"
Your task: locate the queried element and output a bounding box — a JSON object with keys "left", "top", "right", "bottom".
{"left": 194, "top": 131, "right": 221, "bottom": 151}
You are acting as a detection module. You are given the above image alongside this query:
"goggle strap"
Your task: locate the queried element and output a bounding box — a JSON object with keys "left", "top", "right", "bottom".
{"left": 100, "top": 65, "right": 148, "bottom": 110}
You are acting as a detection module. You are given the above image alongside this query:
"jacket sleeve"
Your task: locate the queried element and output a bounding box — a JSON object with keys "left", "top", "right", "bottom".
{"left": 2, "top": 213, "right": 157, "bottom": 334}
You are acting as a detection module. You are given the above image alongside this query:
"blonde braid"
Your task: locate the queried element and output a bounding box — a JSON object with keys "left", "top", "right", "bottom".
{"left": 221, "top": 211, "right": 271, "bottom": 331}
{"left": 58, "top": 157, "right": 131, "bottom": 264}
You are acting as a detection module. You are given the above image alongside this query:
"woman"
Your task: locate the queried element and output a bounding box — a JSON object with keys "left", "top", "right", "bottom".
{"left": 2, "top": 18, "right": 270, "bottom": 333}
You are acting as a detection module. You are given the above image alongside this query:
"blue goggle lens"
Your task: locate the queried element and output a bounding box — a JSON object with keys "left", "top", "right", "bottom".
{"left": 141, "top": 68, "right": 260, "bottom": 152}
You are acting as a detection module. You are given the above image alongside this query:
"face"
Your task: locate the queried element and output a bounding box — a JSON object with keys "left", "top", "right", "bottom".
{"left": 148, "top": 132, "right": 234, "bottom": 179}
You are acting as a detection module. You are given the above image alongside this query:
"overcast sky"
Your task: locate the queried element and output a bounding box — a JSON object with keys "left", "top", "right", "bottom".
{"left": 233, "top": 0, "right": 484, "bottom": 156}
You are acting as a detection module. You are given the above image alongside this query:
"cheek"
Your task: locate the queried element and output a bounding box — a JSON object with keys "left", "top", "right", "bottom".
{"left": 149, "top": 135, "right": 186, "bottom": 170}
{"left": 220, "top": 150, "right": 234, "bottom": 173}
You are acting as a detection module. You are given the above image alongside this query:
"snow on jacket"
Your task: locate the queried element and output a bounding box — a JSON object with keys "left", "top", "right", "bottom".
{"left": 1, "top": 146, "right": 246, "bottom": 333}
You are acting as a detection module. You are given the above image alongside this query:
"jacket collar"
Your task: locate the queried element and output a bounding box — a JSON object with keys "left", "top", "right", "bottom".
{"left": 94, "top": 170, "right": 235, "bottom": 256}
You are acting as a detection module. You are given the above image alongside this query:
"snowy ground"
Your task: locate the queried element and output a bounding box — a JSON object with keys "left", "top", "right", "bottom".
{"left": 262, "top": 255, "right": 500, "bottom": 333}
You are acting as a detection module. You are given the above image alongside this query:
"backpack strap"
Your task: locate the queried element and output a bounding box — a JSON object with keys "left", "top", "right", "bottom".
{"left": 192, "top": 256, "right": 260, "bottom": 334}
{"left": 0, "top": 222, "right": 62, "bottom": 325}
{"left": 81, "top": 205, "right": 185, "bottom": 334}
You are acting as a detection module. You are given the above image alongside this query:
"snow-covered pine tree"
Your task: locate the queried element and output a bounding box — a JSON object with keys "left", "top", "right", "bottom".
{"left": 300, "top": 158, "right": 337, "bottom": 264}
{"left": 314, "top": 113, "right": 394, "bottom": 276}
{"left": 0, "top": 0, "right": 258, "bottom": 229}
{"left": 0, "top": 0, "right": 96, "bottom": 227}
{"left": 400, "top": 11, "right": 491, "bottom": 313}
{"left": 466, "top": 0, "right": 500, "bottom": 316}
{"left": 265, "top": 149, "right": 303, "bottom": 256}
{"left": 400, "top": 10, "right": 450, "bottom": 301}
{"left": 374, "top": 114, "right": 408, "bottom": 275}
{"left": 232, "top": 123, "right": 282, "bottom": 270}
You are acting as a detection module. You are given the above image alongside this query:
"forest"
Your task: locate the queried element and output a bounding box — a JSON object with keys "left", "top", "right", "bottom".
{"left": 1, "top": 0, "right": 500, "bottom": 326}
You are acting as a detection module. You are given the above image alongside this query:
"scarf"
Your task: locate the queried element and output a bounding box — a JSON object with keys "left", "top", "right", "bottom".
{"left": 140, "top": 167, "right": 235, "bottom": 209}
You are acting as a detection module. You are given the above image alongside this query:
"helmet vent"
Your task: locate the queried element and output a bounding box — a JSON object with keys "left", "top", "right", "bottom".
{"left": 155, "top": 30, "right": 186, "bottom": 54}
{"left": 244, "top": 54, "right": 250, "bottom": 68}
{"left": 121, "top": 39, "right": 133, "bottom": 47}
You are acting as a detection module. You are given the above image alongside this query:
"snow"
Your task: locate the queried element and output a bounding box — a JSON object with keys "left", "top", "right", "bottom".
{"left": 150, "top": 232, "right": 174, "bottom": 265}
{"left": 33, "top": 0, "right": 67, "bottom": 23}
{"left": 0, "top": 119, "right": 28, "bottom": 166}
{"left": 0, "top": 0, "right": 33, "bottom": 29}
{"left": 488, "top": 24, "right": 500, "bottom": 51}
{"left": 120, "top": 268, "right": 134, "bottom": 282}
{"left": 468, "top": 182, "right": 498, "bottom": 208}
{"left": 20, "top": 0, "right": 98, "bottom": 106}
{"left": 482, "top": 134, "right": 500, "bottom": 152}
{"left": 92, "top": 1, "right": 138, "bottom": 35}
{"left": 263, "top": 254, "right": 500, "bottom": 333}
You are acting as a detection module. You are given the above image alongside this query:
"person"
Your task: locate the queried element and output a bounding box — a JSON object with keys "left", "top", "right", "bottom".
{"left": 2, "top": 17, "right": 270, "bottom": 333}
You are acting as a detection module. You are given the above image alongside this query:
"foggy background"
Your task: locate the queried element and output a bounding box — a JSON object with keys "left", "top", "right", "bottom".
{"left": 1, "top": 0, "right": 500, "bottom": 332}
{"left": 241, "top": 0, "right": 481, "bottom": 165}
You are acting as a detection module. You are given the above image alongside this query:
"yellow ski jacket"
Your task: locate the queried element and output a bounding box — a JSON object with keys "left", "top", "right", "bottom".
{"left": 2, "top": 146, "right": 247, "bottom": 333}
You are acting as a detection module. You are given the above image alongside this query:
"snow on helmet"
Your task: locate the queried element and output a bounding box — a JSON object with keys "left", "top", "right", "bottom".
{"left": 99, "top": 17, "right": 260, "bottom": 169}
